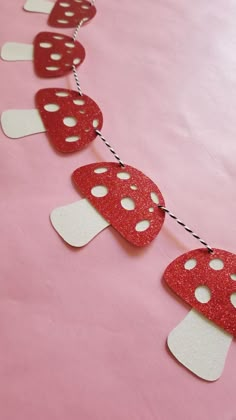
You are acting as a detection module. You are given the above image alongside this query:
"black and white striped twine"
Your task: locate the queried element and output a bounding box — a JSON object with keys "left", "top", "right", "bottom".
{"left": 72, "top": 18, "right": 84, "bottom": 97}
{"left": 71, "top": 67, "right": 125, "bottom": 168}
{"left": 70, "top": 3, "right": 213, "bottom": 253}
{"left": 158, "top": 205, "right": 213, "bottom": 253}
{"left": 95, "top": 129, "right": 213, "bottom": 252}
{"left": 72, "top": 19, "right": 84, "bottom": 42}
{"left": 95, "top": 130, "right": 125, "bottom": 168}
{"left": 72, "top": 1, "right": 95, "bottom": 42}
{"left": 72, "top": 64, "right": 83, "bottom": 96}
{"left": 71, "top": 60, "right": 212, "bottom": 251}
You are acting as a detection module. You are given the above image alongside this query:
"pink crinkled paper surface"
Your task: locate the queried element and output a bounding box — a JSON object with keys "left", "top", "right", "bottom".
{"left": 0, "top": 1, "right": 236, "bottom": 419}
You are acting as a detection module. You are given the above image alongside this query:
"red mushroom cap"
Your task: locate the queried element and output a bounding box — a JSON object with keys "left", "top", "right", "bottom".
{"left": 164, "top": 248, "right": 236, "bottom": 336}
{"left": 35, "top": 88, "right": 103, "bottom": 153}
{"left": 34, "top": 32, "right": 85, "bottom": 78}
{"left": 72, "top": 162, "right": 165, "bottom": 247}
{"left": 48, "top": 0, "right": 96, "bottom": 28}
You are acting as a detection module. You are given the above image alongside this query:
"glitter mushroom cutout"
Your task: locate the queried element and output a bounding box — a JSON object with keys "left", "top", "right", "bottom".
{"left": 1, "top": 88, "right": 103, "bottom": 153}
{"left": 50, "top": 162, "right": 165, "bottom": 247}
{"left": 164, "top": 248, "right": 236, "bottom": 381}
{"left": 1, "top": 32, "right": 85, "bottom": 78}
{"left": 24, "top": 0, "right": 96, "bottom": 28}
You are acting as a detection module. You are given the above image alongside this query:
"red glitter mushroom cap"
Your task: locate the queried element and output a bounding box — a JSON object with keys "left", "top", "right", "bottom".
{"left": 48, "top": 0, "right": 96, "bottom": 28}
{"left": 72, "top": 162, "right": 165, "bottom": 247}
{"left": 164, "top": 248, "right": 236, "bottom": 336}
{"left": 35, "top": 88, "right": 103, "bottom": 153}
{"left": 34, "top": 32, "right": 85, "bottom": 78}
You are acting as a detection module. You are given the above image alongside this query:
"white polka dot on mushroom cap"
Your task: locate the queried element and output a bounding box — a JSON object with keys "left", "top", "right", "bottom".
{"left": 91, "top": 185, "right": 108, "bottom": 198}
{"left": 121, "top": 197, "right": 135, "bottom": 211}
{"left": 40, "top": 42, "right": 52, "bottom": 48}
{"left": 117, "top": 172, "right": 130, "bottom": 180}
{"left": 93, "top": 119, "right": 99, "bottom": 128}
{"left": 94, "top": 167, "right": 108, "bottom": 174}
{"left": 46, "top": 66, "right": 60, "bottom": 71}
{"left": 65, "top": 136, "right": 80, "bottom": 143}
{"left": 230, "top": 293, "right": 236, "bottom": 308}
{"left": 151, "top": 192, "right": 159, "bottom": 204}
{"left": 56, "top": 91, "right": 69, "bottom": 97}
{"left": 73, "top": 99, "right": 85, "bottom": 105}
{"left": 135, "top": 220, "right": 150, "bottom": 232}
{"left": 63, "top": 117, "right": 77, "bottom": 127}
{"left": 65, "top": 42, "right": 75, "bottom": 48}
{"left": 195, "top": 285, "right": 211, "bottom": 303}
{"left": 209, "top": 259, "right": 224, "bottom": 270}
{"left": 44, "top": 103, "right": 60, "bottom": 112}
{"left": 51, "top": 53, "right": 62, "bottom": 61}
{"left": 184, "top": 259, "right": 197, "bottom": 270}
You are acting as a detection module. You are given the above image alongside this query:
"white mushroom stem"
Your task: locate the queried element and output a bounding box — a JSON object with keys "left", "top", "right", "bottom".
{"left": 1, "top": 110, "right": 46, "bottom": 139}
{"left": 167, "top": 309, "right": 232, "bottom": 381}
{"left": 1, "top": 43, "right": 34, "bottom": 61}
{"left": 24, "top": 0, "right": 53, "bottom": 14}
{"left": 50, "top": 199, "right": 110, "bottom": 247}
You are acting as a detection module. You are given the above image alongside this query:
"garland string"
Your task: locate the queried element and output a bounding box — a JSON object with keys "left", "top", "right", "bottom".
{"left": 157, "top": 206, "right": 213, "bottom": 253}
{"left": 72, "top": 19, "right": 85, "bottom": 42}
{"left": 70, "top": 7, "right": 213, "bottom": 254}
{"left": 72, "top": 65, "right": 83, "bottom": 96}
{"left": 95, "top": 130, "right": 125, "bottom": 168}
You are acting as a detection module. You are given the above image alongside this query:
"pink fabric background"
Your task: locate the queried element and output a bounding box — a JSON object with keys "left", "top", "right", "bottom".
{"left": 1, "top": 1, "right": 236, "bottom": 419}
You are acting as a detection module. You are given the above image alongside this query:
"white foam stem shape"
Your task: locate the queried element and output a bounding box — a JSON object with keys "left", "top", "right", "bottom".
{"left": 167, "top": 309, "right": 232, "bottom": 382}
{"left": 50, "top": 199, "right": 110, "bottom": 247}
{"left": 1, "top": 43, "right": 34, "bottom": 61}
{"left": 24, "top": 0, "right": 53, "bottom": 13}
{"left": 1, "top": 110, "right": 46, "bottom": 139}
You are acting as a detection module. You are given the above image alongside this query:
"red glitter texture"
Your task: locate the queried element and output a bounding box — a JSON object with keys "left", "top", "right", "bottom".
{"left": 48, "top": 0, "right": 96, "bottom": 28}
{"left": 164, "top": 248, "right": 236, "bottom": 336}
{"left": 35, "top": 88, "right": 103, "bottom": 153}
{"left": 34, "top": 32, "right": 85, "bottom": 78}
{"left": 72, "top": 162, "right": 165, "bottom": 247}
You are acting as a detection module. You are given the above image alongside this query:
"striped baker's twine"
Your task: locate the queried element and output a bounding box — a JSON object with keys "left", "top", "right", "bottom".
{"left": 95, "top": 130, "right": 125, "bottom": 168}
{"left": 70, "top": 5, "right": 210, "bottom": 252}
{"left": 71, "top": 2, "right": 95, "bottom": 90}
{"left": 158, "top": 205, "right": 213, "bottom": 252}
{"left": 72, "top": 19, "right": 86, "bottom": 42}
{"left": 70, "top": 57, "right": 211, "bottom": 249}
{"left": 71, "top": 67, "right": 124, "bottom": 167}
{"left": 72, "top": 1, "right": 95, "bottom": 41}
{"left": 71, "top": 1, "right": 212, "bottom": 253}
{"left": 72, "top": 65, "right": 83, "bottom": 96}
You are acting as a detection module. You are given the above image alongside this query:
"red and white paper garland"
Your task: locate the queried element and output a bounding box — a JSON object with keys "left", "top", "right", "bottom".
{"left": 51, "top": 162, "right": 165, "bottom": 247}
{"left": 1, "top": 0, "right": 235, "bottom": 382}
{"left": 164, "top": 248, "right": 236, "bottom": 381}
{"left": 1, "top": 32, "right": 85, "bottom": 77}
{"left": 24, "top": 0, "right": 96, "bottom": 28}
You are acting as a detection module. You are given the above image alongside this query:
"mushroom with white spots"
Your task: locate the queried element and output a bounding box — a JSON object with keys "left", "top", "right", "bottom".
{"left": 164, "top": 248, "right": 236, "bottom": 381}
{"left": 1, "top": 32, "right": 85, "bottom": 78}
{"left": 1, "top": 88, "right": 103, "bottom": 153}
{"left": 50, "top": 162, "right": 165, "bottom": 247}
{"left": 24, "top": 0, "right": 96, "bottom": 28}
